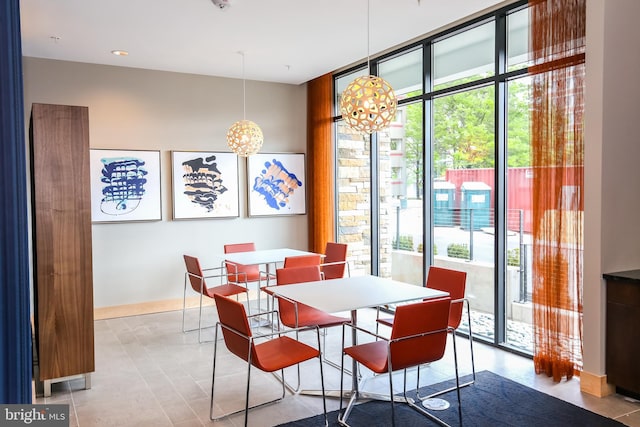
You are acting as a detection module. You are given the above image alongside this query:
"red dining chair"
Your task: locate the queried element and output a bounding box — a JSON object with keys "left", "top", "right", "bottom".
{"left": 261, "top": 253, "right": 322, "bottom": 314}
{"left": 320, "top": 242, "right": 350, "bottom": 280}
{"left": 182, "top": 254, "right": 250, "bottom": 343}
{"left": 210, "top": 294, "right": 327, "bottom": 427}
{"left": 224, "top": 242, "right": 270, "bottom": 314}
{"left": 376, "top": 265, "right": 475, "bottom": 399}
{"left": 283, "top": 254, "right": 322, "bottom": 268}
{"left": 261, "top": 253, "right": 322, "bottom": 283}
{"left": 275, "top": 265, "right": 349, "bottom": 329}
{"left": 274, "top": 265, "right": 350, "bottom": 390}
{"left": 339, "top": 297, "right": 461, "bottom": 427}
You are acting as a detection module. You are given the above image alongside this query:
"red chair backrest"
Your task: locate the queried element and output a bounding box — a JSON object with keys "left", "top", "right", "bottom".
{"left": 283, "top": 254, "right": 322, "bottom": 268}
{"left": 389, "top": 297, "right": 451, "bottom": 371}
{"left": 184, "top": 255, "right": 212, "bottom": 297}
{"left": 323, "top": 242, "right": 348, "bottom": 280}
{"left": 224, "top": 242, "right": 261, "bottom": 282}
{"left": 275, "top": 265, "right": 322, "bottom": 327}
{"left": 276, "top": 265, "right": 322, "bottom": 285}
{"left": 213, "top": 294, "right": 255, "bottom": 363}
{"left": 426, "top": 266, "right": 467, "bottom": 329}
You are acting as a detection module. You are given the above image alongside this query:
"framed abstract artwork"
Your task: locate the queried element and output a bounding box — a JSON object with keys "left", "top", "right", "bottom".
{"left": 89, "top": 149, "right": 162, "bottom": 223}
{"left": 171, "top": 151, "right": 239, "bottom": 219}
{"left": 247, "top": 152, "right": 306, "bottom": 217}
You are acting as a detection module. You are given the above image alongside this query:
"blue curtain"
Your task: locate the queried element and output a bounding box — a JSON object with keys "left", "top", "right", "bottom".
{"left": 0, "top": 0, "right": 33, "bottom": 403}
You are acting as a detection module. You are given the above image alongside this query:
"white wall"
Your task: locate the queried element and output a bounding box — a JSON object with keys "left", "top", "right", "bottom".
{"left": 22, "top": 57, "right": 309, "bottom": 309}
{"left": 583, "top": 0, "right": 640, "bottom": 380}
{"left": 599, "top": 1, "right": 640, "bottom": 270}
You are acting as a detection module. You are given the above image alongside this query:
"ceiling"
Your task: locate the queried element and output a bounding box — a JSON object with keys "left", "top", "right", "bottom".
{"left": 19, "top": 0, "right": 507, "bottom": 86}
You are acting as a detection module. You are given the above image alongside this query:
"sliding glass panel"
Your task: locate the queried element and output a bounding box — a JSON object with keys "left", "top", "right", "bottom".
{"left": 505, "top": 76, "right": 533, "bottom": 353}
{"left": 433, "top": 21, "right": 495, "bottom": 91}
{"left": 378, "top": 48, "right": 423, "bottom": 100}
{"left": 432, "top": 85, "right": 495, "bottom": 338}
{"left": 383, "top": 102, "right": 424, "bottom": 284}
{"left": 507, "top": 7, "right": 531, "bottom": 72}
{"left": 335, "top": 68, "right": 367, "bottom": 109}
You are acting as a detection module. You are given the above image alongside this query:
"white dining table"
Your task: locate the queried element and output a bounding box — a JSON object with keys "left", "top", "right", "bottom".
{"left": 216, "top": 248, "right": 322, "bottom": 321}
{"left": 218, "top": 248, "right": 318, "bottom": 269}
{"left": 217, "top": 248, "right": 320, "bottom": 282}
{"left": 265, "top": 274, "right": 448, "bottom": 400}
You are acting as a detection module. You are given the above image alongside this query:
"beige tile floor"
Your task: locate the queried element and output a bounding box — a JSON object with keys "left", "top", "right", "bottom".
{"left": 34, "top": 306, "right": 640, "bottom": 427}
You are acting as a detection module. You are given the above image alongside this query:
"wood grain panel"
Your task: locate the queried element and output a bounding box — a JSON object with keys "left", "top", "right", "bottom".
{"left": 31, "top": 103, "right": 94, "bottom": 381}
{"left": 605, "top": 278, "right": 640, "bottom": 398}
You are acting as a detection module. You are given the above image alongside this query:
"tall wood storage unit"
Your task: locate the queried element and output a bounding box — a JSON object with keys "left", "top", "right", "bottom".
{"left": 30, "top": 103, "right": 94, "bottom": 396}
{"left": 604, "top": 270, "right": 640, "bottom": 399}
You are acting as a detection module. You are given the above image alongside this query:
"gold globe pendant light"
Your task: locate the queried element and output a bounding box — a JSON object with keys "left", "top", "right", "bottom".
{"left": 227, "top": 119, "right": 263, "bottom": 157}
{"left": 227, "top": 52, "right": 263, "bottom": 157}
{"left": 339, "top": 0, "right": 397, "bottom": 134}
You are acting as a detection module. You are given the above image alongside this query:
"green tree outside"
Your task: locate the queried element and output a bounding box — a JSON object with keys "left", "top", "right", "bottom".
{"left": 400, "top": 78, "right": 531, "bottom": 196}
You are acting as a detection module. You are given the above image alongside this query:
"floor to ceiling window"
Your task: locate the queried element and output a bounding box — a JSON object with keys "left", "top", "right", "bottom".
{"left": 378, "top": 48, "right": 424, "bottom": 284}
{"left": 333, "top": 0, "right": 539, "bottom": 355}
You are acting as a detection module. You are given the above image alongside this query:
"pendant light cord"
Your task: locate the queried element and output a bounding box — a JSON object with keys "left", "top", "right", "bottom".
{"left": 367, "top": 0, "right": 371, "bottom": 72}
{"left": 241, "top": 52, "right": 246, "bottom": 120}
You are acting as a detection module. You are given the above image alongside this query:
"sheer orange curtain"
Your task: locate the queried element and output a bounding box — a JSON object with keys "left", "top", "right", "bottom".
{"left": 307, "top": 73, "right": 334, "bottom": 254}
{"left": 530, "top": 0, "right": 585, "bottom": 382}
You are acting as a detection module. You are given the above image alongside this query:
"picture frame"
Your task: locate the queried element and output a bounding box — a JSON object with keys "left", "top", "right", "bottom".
{"left": 247, "top": 152, "right": 306, "bottom": 217}
{"left": 89, "top": 149, "right": 162, "bottom": 223}
{"left": 171, "top": 151, "right": 239, "bottom": 219}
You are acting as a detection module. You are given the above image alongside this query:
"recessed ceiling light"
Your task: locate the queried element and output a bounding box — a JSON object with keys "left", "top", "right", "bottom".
{"left": 111, "top": 50, "right": 129, "bottom": 56}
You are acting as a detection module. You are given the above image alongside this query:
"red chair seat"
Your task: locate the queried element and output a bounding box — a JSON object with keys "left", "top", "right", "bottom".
{"left": 203, "top": 283, "right": 250, "bottom": 299}
{"left": 253, "top": 336, "right": 319, "bottom": 372}
{"left": 343, "top": 340, "right": 389, "bottom": 373}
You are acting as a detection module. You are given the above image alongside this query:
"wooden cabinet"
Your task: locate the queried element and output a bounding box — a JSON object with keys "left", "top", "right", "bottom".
{"left": 30, "top": 103, "right": 94, "bottom": 395}
{"left": 604, "top": 270, "right": 640, "bottom": 399}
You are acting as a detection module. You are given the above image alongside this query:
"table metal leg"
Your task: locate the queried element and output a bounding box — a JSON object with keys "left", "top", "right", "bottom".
{"left": 300, "top": 309, "right": 406, "bottom": 404}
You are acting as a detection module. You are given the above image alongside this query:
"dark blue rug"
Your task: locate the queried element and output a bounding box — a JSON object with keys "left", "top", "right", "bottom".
{"left": 277, "top": 370, "right": 624, "bottom": 426}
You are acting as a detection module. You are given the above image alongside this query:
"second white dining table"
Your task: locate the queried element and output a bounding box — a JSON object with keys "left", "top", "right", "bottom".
{"left": 216, "top": 248, "right": 322, "bottom": 320}
{"left": 218, "top": 248, "right": 320, "bottom": 273}
{"left": 216, "top": 247, "right": 322, "bottom": 286}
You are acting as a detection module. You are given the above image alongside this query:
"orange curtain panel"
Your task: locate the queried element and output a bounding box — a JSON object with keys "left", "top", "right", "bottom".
{"left": 530, "top": 0, "right": 586, "bottom": 382}
{"left": 307, "top": 73, "right": 335, "bottom": 254}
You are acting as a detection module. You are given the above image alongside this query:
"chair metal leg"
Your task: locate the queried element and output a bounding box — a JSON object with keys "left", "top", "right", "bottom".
{"left": 182, "top": 274, "right": 217, "bottom": 343}
{"left": 388, "top": 364, "right": 396, "bottom": 426}
{"left": 270, "top": 365, "right": 301, "bottom": 394}
{"left": 417, "top": 300, "right": 475, "bottom": 400}
{"left": 406, "top": 333, "right": 462, "bottom": 427}
{"left": 210, "top": 327, "right": 287, "bottom": 425}
{"left": 319, "top": 327, "right": 354, "bottom": 377}
{"left": 181, "top": 274, "right": 188, "bottom": 333}
{"left": 316, "top": 325, "right": 329, "bottom": 427}
{"left": 338, "top": 336, "right": 357, "bottom": 426}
